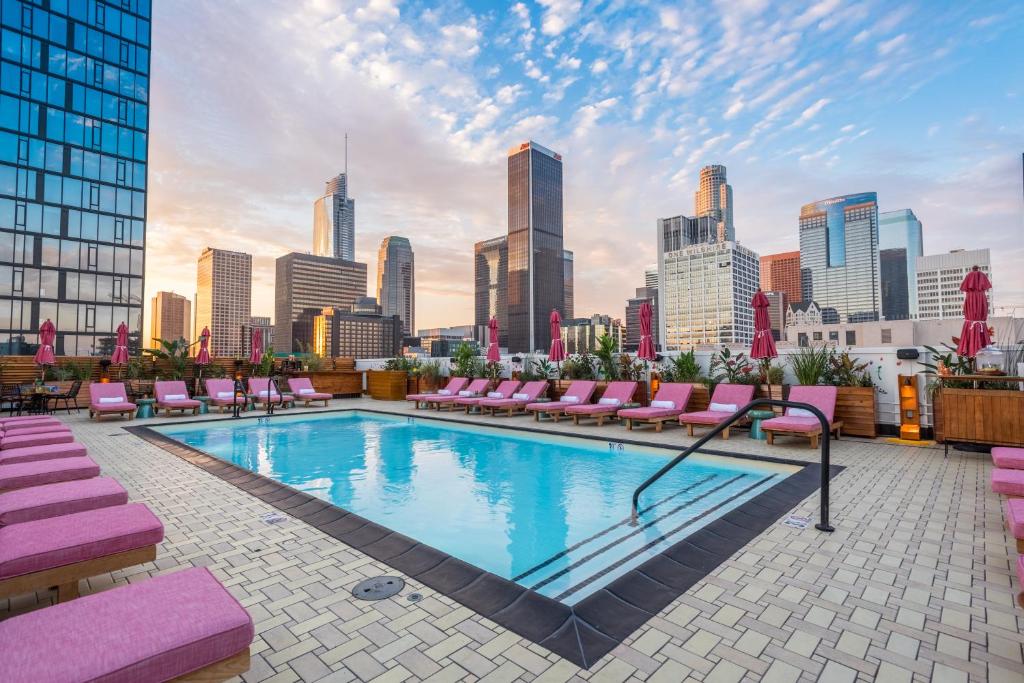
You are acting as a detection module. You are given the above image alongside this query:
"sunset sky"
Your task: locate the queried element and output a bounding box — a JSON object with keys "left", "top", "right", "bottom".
{"left": 144, "top": 0, "right": 1024, "bottom": 334}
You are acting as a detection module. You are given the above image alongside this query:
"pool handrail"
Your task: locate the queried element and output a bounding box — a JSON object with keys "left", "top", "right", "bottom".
{"left": 629, "top": 398, "right": 835, "bottom": 533}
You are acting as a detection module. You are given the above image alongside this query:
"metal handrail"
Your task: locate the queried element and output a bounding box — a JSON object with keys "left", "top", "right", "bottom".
{"left": 265, "top": 376, "right": 280, "bottom": 416}
{"left": 231, "top": 378, "right": 246, "bottom": 418}
{"left": 630, "top": 398, "right": 835, "bottom": 533}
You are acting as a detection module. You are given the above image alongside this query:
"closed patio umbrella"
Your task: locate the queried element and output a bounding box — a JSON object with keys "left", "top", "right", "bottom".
{"left": 751, "top": 289, "right": 778, "bottom": 400}
{"left": 956, "top": 266, "right": 991, "bottom": 360}
{"left": 111, "top": 321, "right": 130, "bottom": 365}
{"left": 549, "top": 310, "right": 566, "bottom": 376}
{"left": 486, "top": 316, "right": 501, "bottom": 363}
{"left": 194, "top": 326, "right": 211, "bottom": 394}
{"left": 33, "top": 318, "right": 56, "bottom": 380}
{"left": 637, "top": 301, "right": 656, "bottom": 403}
{"left": 248, "top": 327, "right": 263, "bottom": 366}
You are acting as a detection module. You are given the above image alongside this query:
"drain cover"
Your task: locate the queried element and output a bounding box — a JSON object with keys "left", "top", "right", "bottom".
{"left": 352, "top": 576, "right": 404, "bottom": 601}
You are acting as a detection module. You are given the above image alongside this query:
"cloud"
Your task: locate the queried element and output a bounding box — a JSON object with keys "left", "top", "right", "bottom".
{"left": 537, "top": 0, "right": 582, "bottom": 36}
{"left": 591, "top": 58, "right": 608, "bottom": 74}
{"left": 877, "top": 33, "right": 907, "bottom": 56}
{"left": 788, "top": 97, "right": 831, "bottom": 128}
{"left": 723, "top": 99, "right": 745, "bottom": 119}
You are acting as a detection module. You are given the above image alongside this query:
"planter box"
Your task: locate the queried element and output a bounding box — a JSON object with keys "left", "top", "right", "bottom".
{"left": 367, "top": 370, "right": 409, "bottom": 401}
{"left": 284, "top": 371, "right": 363, "bottom": 397}
{"left": 834, "top": 386, "right": 877, "bottom": 438}
{"left": 934, "top": 387, "right": 1024, "bottom": 447}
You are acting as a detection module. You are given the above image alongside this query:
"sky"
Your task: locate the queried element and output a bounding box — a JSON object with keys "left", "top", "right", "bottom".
{"left": 144, "top": 0, "right": 1024, "bottom": 334}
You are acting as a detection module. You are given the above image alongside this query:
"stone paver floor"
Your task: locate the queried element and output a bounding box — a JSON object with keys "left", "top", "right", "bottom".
{"left": 2, "top": 399, "right": 1022, "bottom": 682}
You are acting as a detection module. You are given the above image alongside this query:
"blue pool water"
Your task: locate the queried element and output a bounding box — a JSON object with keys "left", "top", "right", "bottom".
{"left": 156, "top": 411, "right": 797, "bottom": 604}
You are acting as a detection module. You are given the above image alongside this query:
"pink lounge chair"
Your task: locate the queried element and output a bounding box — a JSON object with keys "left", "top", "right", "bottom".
{"left": 88, "top": 382, "right": 136, "bottom": 421}
{"left": 678, "top": 384, "right": 756, "bottom": 439}
{"left": 0, "top": 441, "right": 86, "bottom": 466}
{"left": 455, "top": 380, "right": 520, "bottom": 412}
{"left": 154, "top": 380, "right": 201, "bottom": 416}
{"left": 618, "top": 383, "right": 695, "bottom": 432}
{"left": 428, "top": 378, "right": 490, "bottom": 410}
{"left": 0, "top": 422, "right": 71, "bottom": 437}
{"left": 406, "top": 377, "right": 470, "bottom": 408}
{"left": 0, "top": 456, "right": 99, "bottom": 493}
{"left": 994, "top": 447, "right": 1024, "bottom": 470}
{"left": 565, "top": 381, "right": 639, "bottom": 426}
{"left": 0, "top": 415, "right": 55, "bottom": 426}
{"left": 288, "top": 377, "right": 332, "bottom": 407}
{"left": 1006, "top": 499, "right": 1024, "bottom": 553}
{"left": 479, "top": 381, "right": 549, "bottom": 416}
{"left": 0, "top": 477, "right": 128, "bottom": 526}
{"left": 993, "top": 469, "right": 1024, "bottom": 497}
{"left": 0, "top": 502, "right": 163, "bottom": 602}
{"left": 248, "top": 377, "right": 290, "bottom": 408}
{"left": 1, "top": 430, "right": 74, "bottom": 450}
{"left": 526, "top": 381, "right": 597, "bottom": 422}
{"left": 762, "top": 385, "right": 842, "bottom": 448}
{"left": 1, "top": 417, "right": 65, "bottom": 432}
{"left": 0, "top": 566, "right": 254, "bottom": 683}
{"left": 206, "top": 378, "right": 248, "bottom": 412}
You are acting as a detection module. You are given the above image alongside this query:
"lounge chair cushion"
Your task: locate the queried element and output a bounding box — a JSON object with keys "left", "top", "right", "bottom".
{"left": 992, "top": 469, "right": 1024, "bottom": 497}
{"left": 1, "top": 431, "right": 75, "bottom": 450}
{"left": 0, "top": 424, "right": 72, "bottom": 437}
{"left": 993, "top": 447, "right": 1024, "bottom": 470}
{"left": 0, "top": 415, "right": 55, "bottom": 426}
{"left": 1006, "top": 499, "right": 1024, "bottom": 540}
{"left": 0, "top": 456, "right": 100, "bottom": 492}
{"left": 0, "top": 566, "right": 253, "bottom": 683}
{"left": 761, "top": 416, "right": 821, "bottom": 433}
{"left": 679, "top": 409, "right": 734, "bottom": 425}
{"left": 92, "top": 401, "right": 136, "bottom": 411}
{"left": 0, "top": 441, "right": 87, "bottom": 466}
{"left": 565, "top": 403, "right": 619, "bottom": 415}
{"left": 1, "top": 418, "right": 65, "bottom": 432}
{"left": 618, "top": 406, "right": 681, "bottom": 419}
{"left": 0, "top": 477, "right": 128, "bottom": 526}
{"left": 0, "top": 502, "right": 163, "bottom": 579}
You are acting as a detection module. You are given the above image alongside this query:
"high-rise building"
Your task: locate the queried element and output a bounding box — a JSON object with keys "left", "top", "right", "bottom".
{"left": 657, "top": 214, "right": 723, "bottom": 249}
{"left": 563, "top": 250, "right": 574, "bottom": 320}
{"left": 376, "top": 237, "right": 414, "bottom": 336}
{"left": 694, "top": 165, "right": 735, "bottom": 242}
{"left": 507, "top": 141, "right": 564, "bottom": 353}
{"left": 916, "top": 248, "right": 992, "bottom": 320}
{"left": 418, "top": 325, "right": 476, "bottom": 357}
{"left": 313, "top": 306, "right": 402, "bottom": 359}
{"left": 879, "top": 209, "right": 924, "bottom": 320}
{"left": 241, "top": 316, "right": 274, "bottom": 358}
{"left": 150, "top": 292, "right": 191, "bottom": 347}
{"left": 274, "top": 252, "right": 366, "bottom": 353}
{"left": 763, "top": 291, "right": 787, "bottom": 342}
{"left": 760, "top": 251, "right": 803, "bottom": 304}
{"left": 561, "top": 315, "right": 623, "bottom": 354}
{"left": 313, "top": 173, "right": 355, "bottom": 261}
{"left": 473, "top": 235, "right": 508, "bottom": 347}
{"left": 195, "top": 248, "right": 251, "bottom": 358}
{"left": 0, "top": 2, "right": 152, "bottom": 356}
{"left": 798, "top": 193, "right": 881, "bottom": 323}
{"left": 644, "top": 265, "right": 659, "bottom": 290}
{"left": 624, "top": 287, "right": 658, "bottom": 352}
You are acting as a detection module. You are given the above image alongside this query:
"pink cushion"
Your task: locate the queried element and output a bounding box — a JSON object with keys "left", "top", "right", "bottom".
{"left": 0, "top": 415, "right": 55, "bottom": 425}
{"left": 565, "top": 403, "right": 619, "bottom": 415}
{"left": 91, "top": 401, "right": 136, "bottom": 412}
{"left": 159, "top": 399, "right": 201, "bottom": 408}
{"left": 679, "top": 409, "right": 734, "bottom": 425}
{"left": 618, "top": 406, "right": 682, "bottom": 419}
{"left": 0, "top": 441, "right": 87, "bottom": 466}
{"left": 761, "top": 416, "right": 821, "bottom": 433}
{"left": 1006, "top": 499, "right": 1024, "bottom": 540}
{"left": 0, "top": 424, "right": 72, "bottom": 437}
{"left": 992, "top": 469, "right": 1024, "bottom": 496}
{"left": 1, "top": 418, "right": 65, "bottom": 432}
{"left": 298, "top": 392, "right": 331, "bottom": 400}
{"left": 0, "top": 502, "right": 163, "bottom": 579}
{"left": 1018, "top": 555, "right": 1024, "bottom": 593}
{"left": 0, "top": 456, "right": 99, "bottom": 492}
{"left": 0, "top": 477, "right": 127, "bottom": 526}
{"left": 0, "top": 566, "right": 253, "bottom": 683}
{"left": 1, "top": 431, "right": 75, "bottom": 450}
{"left": 526, "top": 402, "right": 570, "bottom": 412}
{"left": 993, "top": 447, "right": 1024, "bottom": 470}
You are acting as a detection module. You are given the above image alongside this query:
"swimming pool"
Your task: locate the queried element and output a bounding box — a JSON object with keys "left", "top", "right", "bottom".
{"left": 155, "top": 411, "right": 799, "bottom": 605}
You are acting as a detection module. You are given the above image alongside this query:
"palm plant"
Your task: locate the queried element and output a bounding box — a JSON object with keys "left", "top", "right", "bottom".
{"left": 594, "top": 333, "right": 619, "bottom": 380}
{"left": 659, "top": 349, "right": 702, "bottom": 383}
{"left": 788, "top": 345, "right": 830, "bottom": 386}
{"left": 146, "top": 337, "right": 190, "bottom": 380}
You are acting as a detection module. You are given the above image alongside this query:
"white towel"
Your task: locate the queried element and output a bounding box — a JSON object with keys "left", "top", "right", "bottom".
{"left": 98, "top": 397, "right": 125, "bottom": 404}
{"left": 710, "top": 402, "right": 738, "bottom": 412}
{"left": 598, "top": 397, "right": 621, "bottom": 406}
{"left": 163, "top": 394, "right": 187, "bottom": 401}
{"left": 788, "top": 407, "right": 815, "bottom": 417}
{"left": 298, "top": 388, "right": 315, "bottom": 395}
{"left": 216, "top": 391, "right": 234, "bottom": 399}
{"left": 650, "top": 400, "right": 675, "bottom": 409}
{"left": 512, "top": 393, "right": 528, "bottom": 400}
{"left": 559, "top": 395, "right": 580, "bottom": 403}
{"left": 437, "top": 389, "right": 452, "bottom": 396}
{"left": 458, "top": 390, "right": 475, "bottom": 397}
{"left": 486, "top": 392, "right": 503, "bottom": 398}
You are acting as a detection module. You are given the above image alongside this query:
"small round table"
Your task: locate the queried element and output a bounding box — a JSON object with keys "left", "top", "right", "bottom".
{"left": 748, "top": 409, "right": 776, "bottom": 440}
{"left": 194, "top": 396, "right": 210, "bottom": 415}
{"left": 135, "top": 398, "right": 156, "bottom": 419}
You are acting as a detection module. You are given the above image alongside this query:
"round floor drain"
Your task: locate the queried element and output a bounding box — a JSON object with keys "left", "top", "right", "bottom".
{"left": 352, "top": 576, "right": 405, "bottom": 601}
{"left": 407, "top": 593, "right": 422, "bottom": 603}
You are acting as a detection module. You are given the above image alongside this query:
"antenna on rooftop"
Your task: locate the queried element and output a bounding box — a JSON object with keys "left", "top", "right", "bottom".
{"left": 344, "top": 132, "right": 349, "bottom": 177}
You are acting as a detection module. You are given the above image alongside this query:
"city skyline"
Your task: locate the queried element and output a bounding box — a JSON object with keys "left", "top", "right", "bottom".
{"left": 140, "top": 1, "right": 1023, "bottom": 335}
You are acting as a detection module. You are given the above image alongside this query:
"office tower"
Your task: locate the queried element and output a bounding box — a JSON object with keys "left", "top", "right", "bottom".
{"left": 195, "top": 248, "right": 251, "bottom": 358}
{"left": 644, "top": 265, "right": 659, "bottom": 290}
{"left": 313, "top": 306, "right": 402, "bottom": 359}
{"left": 376, "top": 237, "right": 414, "bottom": 336}
{"left": 474, "top": 235, "right": 508, "bottom": 347}
{"left": 563, "top": 250, "right": 574, "bottom": 320}
{"left": 507, "top": 141, "right": 564, "bottom": 353}
{"left": 657, "top": 214, "right": 723, "bottom": 248}
{"left": 624, "top": 287, "right": 659, "bottom": 351}
{"left": 0, "top": 2, "right": 152, "bottom": 356}
{"left": 694, "top": 164, "right": 735, "bottom": 242}
{"left": 763, "top": 291, "right": 787, "bottom": 341}
{"left": 353, "top": 296, "right": 381, "bottom": 315}
{"left": 313, "top": 173, "right": 355, "bottom": 261}
{"left": 561, "top": 315, "right": 623, "bottom": 354}
{"left": 798, "top": 193, "right": 881, "bottom": 323}
{"left": 241, "top": 316, "right": 274, "bottom": 358}
{"left": 274, "top": 252, "right": 367, "bottom": 353}
{"left": 150, "top": 292, "right": 191, "bottom": 347}
{"left": 760, "top": 251, "right": 803, "bottom": 304}
{"left": 417, "top": 325, "right": 476, "bottom": 357}
{"left": 879, "top": 209, "right": 924, "bottom": 319}
{"left": 916, "top": 248, "right": 993, "bottom": 320}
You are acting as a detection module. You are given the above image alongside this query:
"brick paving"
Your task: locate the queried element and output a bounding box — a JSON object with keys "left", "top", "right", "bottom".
{"left": 2, "top": 399, "right": 1022, "bottom": 682}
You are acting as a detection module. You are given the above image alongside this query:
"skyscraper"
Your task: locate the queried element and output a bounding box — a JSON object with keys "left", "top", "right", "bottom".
{"left": 798, "top": 193, "right": 881, "bottom": 323}
{"left": 879, "top": 209, "right": 924, "bottom": 320}
{"left": 195, "top": 248, "right": 252, "bottom": 358}
{"left": 760, "top": 251, "right": 803, "bottom": 304}
{"left": 507, "top": 141, "right": 564, "bottom": 353}
{"left": 0, "top": 2, "right": 152, "bottom": 356}
{"left": 274, "top": 252, "right": 366, "bottom": 352}
{"left": 916, "top": 249, "right": 992, "bottom": 320}
{"left": 241, "top": 316, "right": 274, "bottom": 358}
{"left": 150, "top": 292, "right": 191, "bottom": 347}
{"left": 694, "top": 164, "right": 735, "bottom": 242}
{"left": 644, "top": 265, "right": 659, "bottom": 290}
{"left": 563, "top": 250, "right": 574, "bottom": 320}
{"left": 376, "top": 236, "right": 415, "bottom": 336}
{"left": 313, "top": 173, "right": 355, "bottom": 261}
{"left": 474, "top": 235, "right": 508, "bottom": 347}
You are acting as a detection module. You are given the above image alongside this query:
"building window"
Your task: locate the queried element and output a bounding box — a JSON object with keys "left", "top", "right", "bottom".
{"left": 813, "top": 331, "right": 822, "bottom": 341}
{"left": 845, "top": 331, "right": 856, "bottom": 346}
{"left": 881, "top": 328, "right": 892, "bottom": 344}
{"left": 828, "top": 331, "right": 839, "bottom": 342}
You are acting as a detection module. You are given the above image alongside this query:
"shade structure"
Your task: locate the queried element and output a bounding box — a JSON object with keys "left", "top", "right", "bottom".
{"left": 956, "top": 266, "right": 992, "bottom": 358}
{"left": 33, "top": 318, "right": 56, "bottom": 367}
{"left": 637, "top": 301, "right": 656, "bottom": 361}
{"left": 750, "top": 289, "right": 778, "bottom": 360}
{"left": 248, "top": 327, "right": 263, "bottom": 365}
{"left": 486, "top": 317, "right": 501, "bottom": 362}
{"left": 110, "top": 321, "right": 130, "bottom": 365}
{"left": 548, "top": 310, "right": 566, "bottom": 362}
{"left": 195, "top": 327, "right": 211, "bottom": 366}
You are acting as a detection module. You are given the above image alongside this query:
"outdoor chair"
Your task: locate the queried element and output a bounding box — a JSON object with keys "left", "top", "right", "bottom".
{"left": 526, "top": 380, "right": 597, "bottom": 422}
{"left": 565, "top": 381, "right": 639, "bottom": 426}
{"left": 762, "top": 385, "right": 842, "bottom": 448}
{"left": 454, "top": 380, "right": 520, "bottom": 412}
{"left": 0, "top": 477, "right": 127, "bottom": 526}
{"left": 0, "top": 455, "right": 100, "bottom": 493}
{"left": 50, "top": 380, "right": 82, "bottom": 413}
{"left": 0, "top": 384, "right": 24, "bottom": 417}
{"left": 679, "top": 384, "right": 756, "bottom": 439}
{"left": 618, "top": 383, "right": 695, "bottom": 432}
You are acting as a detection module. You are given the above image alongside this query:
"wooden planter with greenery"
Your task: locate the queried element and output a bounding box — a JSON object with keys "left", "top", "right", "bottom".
{"left": 933, "top": 383, "right": 1024, "bottom": 447}
{"left": 367, "top": 370, "right": 409, "bottom": 401}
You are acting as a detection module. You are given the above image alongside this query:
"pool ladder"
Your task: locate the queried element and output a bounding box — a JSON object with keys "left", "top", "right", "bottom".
{"left": 630, "top": 398, "right": 835, "bottom": 532}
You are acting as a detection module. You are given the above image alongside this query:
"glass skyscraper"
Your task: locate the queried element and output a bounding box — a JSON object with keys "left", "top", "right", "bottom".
{"left": 879, "top": 208, "right": 923, "bottom": 320}
{"left": 313, "top": 173, "right": 355, "bottom": 261}
{"left": 1, "top": 0, "right": 151, "bottom": 355}
{"left": 375, "top": 235, "right": 414, "bottom": 337}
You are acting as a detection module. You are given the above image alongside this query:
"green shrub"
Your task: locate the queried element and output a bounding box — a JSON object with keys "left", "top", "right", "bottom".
{"left": 788, "top": 345, "right": 830, "bottom": 386}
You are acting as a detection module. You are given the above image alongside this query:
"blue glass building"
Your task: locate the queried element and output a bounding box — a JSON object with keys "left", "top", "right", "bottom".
{"left": 879, "top": 208, "right": 924, "bottom": 320}
{"left": 0, "top": 0, "right": 150, "bottom": 355}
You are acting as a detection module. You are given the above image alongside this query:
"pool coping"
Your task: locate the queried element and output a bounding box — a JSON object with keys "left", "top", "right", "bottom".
{"left": 125, "top": 408, "right": 844, "bottom": 669}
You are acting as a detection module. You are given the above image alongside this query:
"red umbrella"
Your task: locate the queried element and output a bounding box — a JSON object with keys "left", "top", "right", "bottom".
{"left": 637, "top": 301, "right": 656, "bottom": 361}
{"left": 751, "top": 289, "right": 778, "bottom": 401}
{"left": 486, "top": 317, "right": 501, "bottom": 363}
{"left": 549, "top": 310, "right": 566, "bottom": 362}
{"left": 956, "top": 266, "right": 992, "bottom": 359}
{"left": 33, "top": 318, "right": 56, "bottom": 378}
{"left": 195, "top": 327, "right": 211, "bottom": 366}
{"left": 111, "top": 321, "right": 130, "bottom": 365}
{"left": 248, "top": 327, "right": 263, "bottom": 365}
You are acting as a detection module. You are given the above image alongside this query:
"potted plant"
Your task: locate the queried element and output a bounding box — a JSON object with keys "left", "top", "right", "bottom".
{"left": 419, "top": 360, "right": 443, "bottom": 392}
{"left": 368, "top": 356, "right": 416, "bottom": 400}
{"left": 146, "top": 338, "right": 190, "bottom": 381}
{"left": 824, "top": 348, "right": 877, "bottom": 438}
{"left": 787, "top": 344, "right": 830, "bottom": 386}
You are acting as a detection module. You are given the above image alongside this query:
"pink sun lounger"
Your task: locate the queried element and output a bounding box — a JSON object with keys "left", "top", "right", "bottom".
{"left": 480, "top": 381, "right": 548, "bottom": 416}
{"left": 0, "top": 455, "right": 99, "bottom": 492}
{"left": 154, "top": 380, "right": 201, "bottom": 416}
{"left": 406, "top": 377, "right": 470, "bottom": 408}
{"left": 0, "top": 441, "right": 87, "bottom": 466}
{"left": 1, "top": 429, "right": 74, "bottom": 450}
{"left": 679, "top": 384, "right": 756, "bottom": 439}
{"left": 455, "top": 380, "right": 520, "bottom": 412}
{"left": 89, "top": 382, "right": 136, "bottom": 421}
{"left": 428, "top": 378, "right": 490, "bottom": 410}
{"left": 1006, "top": 499, "right": 1024, "bottom": 553}
{"left": 762, "top": 385, "right": 842, "bottom": 448}
{"left": 206, "top": 378, "right": 247, "bottom": 412}
{"left": 618, "top": 383, "right": 695, "bottom": 432}
{"left": 0, "top": 502, "right": 163, "bottom": 602}
{"left": 526, "top": 381, "right": 597, "bottom": 422}
{"left": 0, "top": 415, "right": 56, "bottom": 426}
{"left": 565, "top": 381, "right": 638, "bottom": 426}
{"left": 0, "top": 417, "right": 65, "bottom": 432}
{"left": 993, "top": 469, "right": 1024, "bottom": 497}
{"left": 0, "top": 422, "right": 71, "bottom": 438}
{"left": 0, "top": 477, "right": 128, "bottom": 526}
{"left": 0, "top": 566, "right": 254, "bottom": 682}
{"left": 288, "top": 377, "right": 332, "bottom": 406}
{"left": 248, "top": 377, "right": 289, "bottom": 407}
{"left": 993, "top": 447, "right": 1024, "bottom": 470}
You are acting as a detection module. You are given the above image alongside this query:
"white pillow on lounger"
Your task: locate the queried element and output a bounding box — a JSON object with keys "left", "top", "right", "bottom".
{"left": 709, "top": 402, "right": 738, "bottom": 412}
{"left": 164, "top": 394, "right": 187, "bottom": 401}
{"left": 216, "top": 392, "right": 234, "bottom": 399}
{"left": 298, "top": 388, "right": 315, "bottom": 394}
{"left": 559, "top": 395, "right": 580, "bottom": 403}
{"left": 98, "top": 397, "right": 125, "bottom": 404}
{"left": 598, "top": 397, "right": 621, "bottom": 406}
{"left": 650, "top": 400, "right": 675, "bottom": 409}
{"left": 437, "top": 389, "right": 452, "bottom": 395}
{"left": 512, "top": 393, "right": 528, "bottom": 400}
{"left": 788, "top": 407, "right": 816, "bottom": 417}
{"left": 486, "top": 392, "right": 503, "bottom": 398}
{"left": 458, "top": 390, "right": 474, "bottom": 397}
